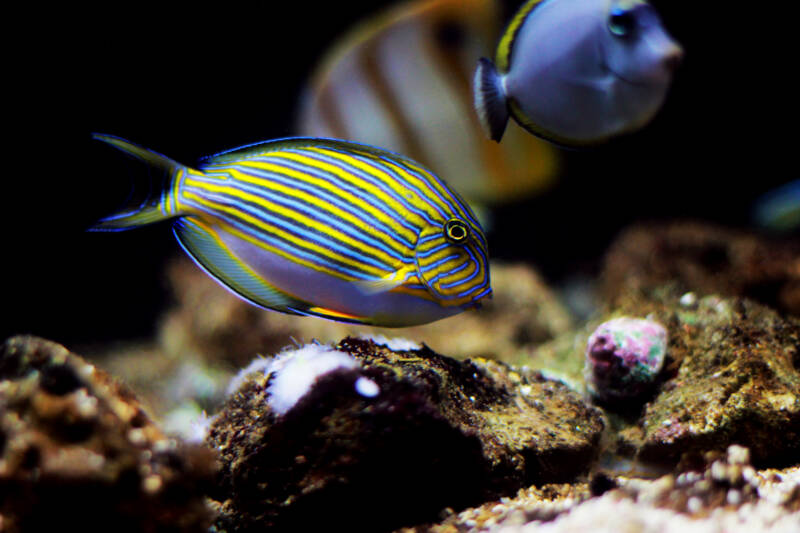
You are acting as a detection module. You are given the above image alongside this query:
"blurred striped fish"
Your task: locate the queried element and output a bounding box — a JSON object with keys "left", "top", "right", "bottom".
{"left": 91, "top": 134, "right": 492, "bottom": 327}
{"left": 296, "top": 0, "right": 560, "bottom": 206}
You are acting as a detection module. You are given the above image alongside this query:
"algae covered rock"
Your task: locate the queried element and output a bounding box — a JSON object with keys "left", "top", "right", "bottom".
{"left": 592, "top": 290, "right": 800, "bottom": 467}
{"left": 207, "top": 337, "right": 603, "bottom": 532}
{"left": 0, "top": 336, "right": 217, "bottom": 532}
{"left": 601, "top": 220, "right": 800, "bottom": 315}
{"left": 635, "top": 296, "right": 800, "bottom": 466}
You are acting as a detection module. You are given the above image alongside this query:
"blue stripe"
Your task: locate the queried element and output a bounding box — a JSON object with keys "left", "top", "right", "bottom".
{"left": 416, "top": 242, "right": 450, "bottom": 258}
{"left": 180, "top": 197, "right": 379, "bottom": 280}
{"left": 390, "top": 157, "right": 483, "bottom": 231}
{"left": 186, "top": 173, "right": 409, "bottom": 263}
{"left": 315, "top": 146, "right": 446, "bottom": 223}
{"left": 194, "top": 191, "right": 396, "bottom": 272}
{"left": 206, "top": 158, "right": 420, "bottom": 247}
{"left": 420, "top": 253, "right": 461, "bottom": 274}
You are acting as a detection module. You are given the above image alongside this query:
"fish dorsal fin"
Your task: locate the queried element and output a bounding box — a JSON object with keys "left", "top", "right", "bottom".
{"left": 200, "top": 136, "right": 411, "bottom": 167}
{"left": 474, "top": 57, "right": 509, "bottom": 142}
{"left": 173, "top": 217, "right": 309, "bottom": 315}
{"left": 496, "top": 0, "right": 547, "bottom": 72}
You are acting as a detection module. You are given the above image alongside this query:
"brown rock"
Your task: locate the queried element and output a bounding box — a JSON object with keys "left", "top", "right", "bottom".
{"left": 602, "top": 290, "right": 800, "bottom": 467}
{"left": 206, "top": 337, "right": 603, "bottom": 532}
{"left": 601, "top": 220, "right": 800, "bottom": 315}
{"left": 0, "top": 336, "right": 217, "bottom": 532}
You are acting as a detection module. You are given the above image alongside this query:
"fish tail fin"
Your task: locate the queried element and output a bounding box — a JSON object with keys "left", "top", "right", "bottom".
{"left": 90, "top": 133, "right": 186, "bottom": 231}
{"left": 474, "top": 57, "right": 509, "bottom": 142}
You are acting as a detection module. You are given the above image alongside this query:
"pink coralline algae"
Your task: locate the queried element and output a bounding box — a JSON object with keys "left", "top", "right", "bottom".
{"left": 584, "top": 317, "right": 667, "bottom": 404}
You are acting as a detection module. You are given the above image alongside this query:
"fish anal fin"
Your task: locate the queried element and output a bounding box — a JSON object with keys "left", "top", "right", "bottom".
{"left": 173, "top": 217, "right": 306, "bottom": 315}
{"left": 286, "top": 305, "right": 371, "bottom": 325}
{"left": 474, "top": 57, "right": 509, "bottom": 142}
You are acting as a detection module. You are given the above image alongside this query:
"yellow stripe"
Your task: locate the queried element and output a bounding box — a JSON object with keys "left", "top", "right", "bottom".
{"left": 496, "top": 0, "right": 545, "bottom": 72}
{"left": 276, "top": 148, "right": 433, "bottom": 225}
{"left": 184, "top": 177, "right": 403, "bottom": 268}
{"left": 182, "top": 191, "right": 391, "bottom": 279}
{"left": 419, "top": 246, "right": 462, "bottom": 265}
{"left": 377, "top": 156, "right": 463, "bottom": 219}
{"left": 174, "top": 167, "right": 205, "bottom": 213}
{"left": 423, "top": 257, "right": 473, "bottom": 285}
{"left": 237, "top": 158, "right": 421, "bottom": 244}
{"left": 221, "top": 167, "right": 411, "bottom": 256}
{"left": 308, "top": 306, "right": 365, "bottom": 321}
{"left": 365, "top": 149, "right": 482, "bottom": 235}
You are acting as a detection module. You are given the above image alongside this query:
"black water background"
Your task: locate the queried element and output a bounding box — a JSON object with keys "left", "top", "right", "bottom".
{"left": 3, "top": 0, "right": 794, "bottom": 346}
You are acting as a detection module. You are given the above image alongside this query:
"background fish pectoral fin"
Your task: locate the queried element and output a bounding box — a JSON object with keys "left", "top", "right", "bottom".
{"left": 173, "top": 217, "right": 307, "bottom": 315}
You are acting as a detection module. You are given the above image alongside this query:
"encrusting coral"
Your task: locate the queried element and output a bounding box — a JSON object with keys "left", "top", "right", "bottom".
{"left": 584, "top": 317, "right": 667, "bottom": 404}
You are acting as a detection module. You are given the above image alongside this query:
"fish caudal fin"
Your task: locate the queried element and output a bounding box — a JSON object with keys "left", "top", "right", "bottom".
{"left": 474, "top": 57, "right": 509, "bottom": 142}
{"left": 90, "top": 134, "right": 185, "bottom": 231}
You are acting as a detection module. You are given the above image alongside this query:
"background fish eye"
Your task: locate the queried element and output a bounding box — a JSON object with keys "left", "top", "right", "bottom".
{"left": 608, "top": 9, "right": 637, "bottom": 37}
{"left": 443, "top": 219, "right": 470, "bottom": 244}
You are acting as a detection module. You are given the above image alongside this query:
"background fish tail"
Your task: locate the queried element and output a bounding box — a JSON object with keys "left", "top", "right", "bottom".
{"left": 474, "top": 57, "right": 509, "bottom": 142}
{"left": 90, "top": 134, "right": 185, "bottom": 231}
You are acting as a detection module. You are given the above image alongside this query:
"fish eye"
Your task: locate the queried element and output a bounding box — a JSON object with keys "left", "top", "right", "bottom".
{"left": 443, "top": 219, "right": 470, "bottom": 244}
{"left": 608, "top": 8, "right": 636, "bottom": 37}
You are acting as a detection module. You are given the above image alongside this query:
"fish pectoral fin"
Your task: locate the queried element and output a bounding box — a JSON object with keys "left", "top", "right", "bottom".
{"left": 354, "top": 267, "right": 413, "bottom": 295}
{"left": 474, "top": 57, "right": 509, "bottom": 142}
{"left": 173, "top": 217, "right": 307, "bottom": 314}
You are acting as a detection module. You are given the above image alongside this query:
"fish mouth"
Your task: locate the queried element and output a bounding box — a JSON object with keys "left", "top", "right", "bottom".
{"left": 460, "top": 288, "right": 493, "bottom": 311}
{"left": 598, "top": 38, "right": 674, "bottom": 89}
{"left": 602, "top": 59, "right": 662, "bottom": 88}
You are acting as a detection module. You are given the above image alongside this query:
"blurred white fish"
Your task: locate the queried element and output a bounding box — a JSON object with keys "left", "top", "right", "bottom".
{"left": 475, "top": 0, "right": 683, "bottom": 145}
{"left": 296, "top": 0, "right": 560, "bottom": 206}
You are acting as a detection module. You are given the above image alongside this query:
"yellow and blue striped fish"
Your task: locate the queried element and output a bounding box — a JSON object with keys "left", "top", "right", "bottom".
{"left": 296, "top": 0, "right": 559, "bottom": 206}
{"left": 91, "top": 134, "right": 492, "bottom": 327}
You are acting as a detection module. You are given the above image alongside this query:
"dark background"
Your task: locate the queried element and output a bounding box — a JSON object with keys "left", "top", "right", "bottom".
{"left": 4, "top": 1, "right": 794, "bottom": 346}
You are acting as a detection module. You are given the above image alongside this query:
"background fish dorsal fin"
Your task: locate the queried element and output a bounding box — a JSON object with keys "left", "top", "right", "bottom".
{"left": 474, "top": 57, "right": 510, "bottom": 142}
{"left": 173, "top": 217, "right": 309, "bottom": 315}
{"left": 496, "top": 0, "right": 547, "bottom": 71}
